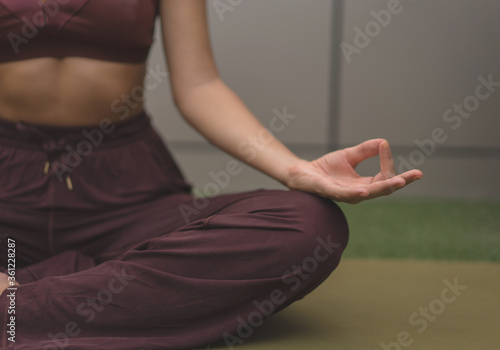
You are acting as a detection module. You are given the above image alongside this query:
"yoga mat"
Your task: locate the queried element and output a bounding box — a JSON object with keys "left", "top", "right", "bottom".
{"left": 203, "top": 259, "right": 500, "bottom": 350}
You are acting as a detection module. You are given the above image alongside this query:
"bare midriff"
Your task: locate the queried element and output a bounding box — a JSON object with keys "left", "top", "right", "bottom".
{"left": 0, "top": 57, "right": 147, "bottom": 126}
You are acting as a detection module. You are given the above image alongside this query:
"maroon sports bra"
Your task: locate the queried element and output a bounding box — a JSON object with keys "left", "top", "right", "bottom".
{"left": 0, "top": 0, "right": 160, "bottom": 63}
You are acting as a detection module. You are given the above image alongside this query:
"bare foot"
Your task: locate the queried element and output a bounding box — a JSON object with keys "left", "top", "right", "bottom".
{"left": 0, "top": 272, "right": 18, "bottom": 296}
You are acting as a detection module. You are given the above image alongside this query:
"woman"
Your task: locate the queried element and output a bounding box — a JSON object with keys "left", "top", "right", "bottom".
{"left": 0, "top": 1, "right": 422, "bottom": 349}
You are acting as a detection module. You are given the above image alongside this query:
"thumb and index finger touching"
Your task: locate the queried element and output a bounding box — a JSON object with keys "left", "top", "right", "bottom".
{"left": 344, "top": 138, "right": 423, "bottom": 183}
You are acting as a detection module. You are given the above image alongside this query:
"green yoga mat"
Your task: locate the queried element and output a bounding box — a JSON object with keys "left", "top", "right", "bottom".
{"left": 203, "top": 258, "right": 500, "bottom": 350}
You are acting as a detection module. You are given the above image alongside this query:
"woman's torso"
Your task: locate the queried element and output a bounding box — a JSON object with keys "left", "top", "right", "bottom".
{"left": 0, "top": 0, "right": 159, "bottom": 126}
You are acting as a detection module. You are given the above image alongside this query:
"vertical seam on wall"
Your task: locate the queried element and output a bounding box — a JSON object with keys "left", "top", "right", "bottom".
{"left": 328, "top": 0, "right": 345, "bottom": 152}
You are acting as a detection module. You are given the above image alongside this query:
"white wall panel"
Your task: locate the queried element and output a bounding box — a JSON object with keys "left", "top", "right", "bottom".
{"left": 338, "top": 0, "right": 500, "bottom": 149}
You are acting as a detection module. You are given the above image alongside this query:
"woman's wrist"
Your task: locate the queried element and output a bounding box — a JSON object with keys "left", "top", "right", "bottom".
{"left": 277, "top": 157, "right": 309, "bottom": 189}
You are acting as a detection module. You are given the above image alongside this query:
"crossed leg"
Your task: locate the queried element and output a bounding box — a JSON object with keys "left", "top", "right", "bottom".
{"left": 0, "top": 190, "right": 349, "bottom": 350}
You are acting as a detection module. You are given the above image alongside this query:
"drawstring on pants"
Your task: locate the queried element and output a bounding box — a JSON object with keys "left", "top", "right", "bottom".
{"left": 16, "top": 121, "right": 74, "bottom": 191}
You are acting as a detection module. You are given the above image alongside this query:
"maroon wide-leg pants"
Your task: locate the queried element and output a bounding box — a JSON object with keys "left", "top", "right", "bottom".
{"left": 0, "top": 111, "right": 349, "bottom": 349}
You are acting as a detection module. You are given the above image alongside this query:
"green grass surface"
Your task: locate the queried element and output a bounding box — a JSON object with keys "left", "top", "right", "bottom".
{"left": 337, "top": 199, "right": 500, "bottom": 261}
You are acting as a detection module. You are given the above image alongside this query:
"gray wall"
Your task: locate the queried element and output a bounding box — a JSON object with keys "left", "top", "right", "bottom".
{"left": 338, "top": 0, "right": 500, "bottom": 199}
{"left": 146, "top": 0, "right": 500, "bottom": 200}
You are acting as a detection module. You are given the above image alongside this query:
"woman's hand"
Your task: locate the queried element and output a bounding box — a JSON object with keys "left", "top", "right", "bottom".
{"left": 286, "top": 139, "right": 423, "bottom": 204}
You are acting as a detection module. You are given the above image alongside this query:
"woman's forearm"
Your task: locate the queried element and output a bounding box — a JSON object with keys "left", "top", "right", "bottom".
{"left": 174, "top": 78, "right": 307, "bottom": 186}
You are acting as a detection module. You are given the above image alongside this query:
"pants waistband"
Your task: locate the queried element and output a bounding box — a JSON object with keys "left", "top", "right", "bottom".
{"left": 0, "top": 110, "right": 152, "bottom": 152}
{"left": 0, "top": 109, "right": 192, "bottom": 204}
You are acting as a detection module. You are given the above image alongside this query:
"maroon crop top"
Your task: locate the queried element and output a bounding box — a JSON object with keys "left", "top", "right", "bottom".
{"left": 0, "top": 0, "right": 160, "bottom": 63}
